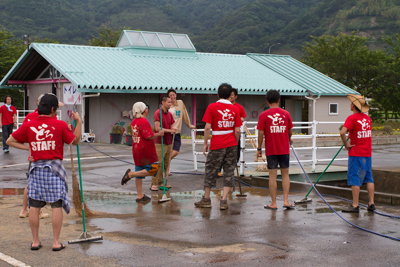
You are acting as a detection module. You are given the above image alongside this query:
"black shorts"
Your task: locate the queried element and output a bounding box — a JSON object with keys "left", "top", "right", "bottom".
{"left": 172, "top": 133, "right": 181, "bottom": 152}
{"left": 267, "top": 154, "right": 290, "bottom": 169}
{"left": 29, "top": 198, "right": 63, "bottom": 208}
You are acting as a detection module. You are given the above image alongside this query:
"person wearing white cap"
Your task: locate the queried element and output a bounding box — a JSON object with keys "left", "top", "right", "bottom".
{"left": 340, "top": 94, "right": 375, "bottom": 213}
{"left": 120, "top": 102, "right": 164, "bottom": 203}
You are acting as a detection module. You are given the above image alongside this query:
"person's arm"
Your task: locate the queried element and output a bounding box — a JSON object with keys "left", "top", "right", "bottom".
{"left": 257, "top": 130, "right": 264, "bottom": 157}
{"left": 234, "top": 127, "right": 240, "bottom": 143}
{"left": 148, "top": 130, "right": 164, "bottom": 139}
{"left": 289, "top": 128, "right": 293, "bottom": 144}
{"left": 6, "top": 135, "right": 29, "bottom": 150}
{"left": 13, "top": 113, "right": 17, "bottom": 127}
{"left": 241, "top": 117, "right": 245, "bottom": 122}
{"left": 71, "top": 111, "right": 81, "bottom": 145}
{"left": 155, "top": 120, "right": 176, "bottom": 134}
{"left": 0, "top": 113, "right": 2, "bottom": 127}
{"left": 340, "top": 126, "right": 354, "bottom": 150}
{"left": 181, "top": 102, "right": 196, "bottom": 129}
{"left": 203, "top": 123, "right": 211, "bottom": 157}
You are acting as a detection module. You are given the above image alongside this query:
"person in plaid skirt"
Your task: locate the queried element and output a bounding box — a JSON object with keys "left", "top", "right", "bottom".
{"left": 7, "top": 93, "right": 81, "bottom": 251}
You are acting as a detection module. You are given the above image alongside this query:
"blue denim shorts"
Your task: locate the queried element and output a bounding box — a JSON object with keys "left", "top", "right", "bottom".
{"left": 347, "top": 156, "right": 373, "bottom": 187}
{"left": 172, "top": 133, "right": 181, "bottom": 152}
{"left": 135, "top": 163, "right": 158, "bottom": 179}
{"left": 267, "top": 154, "right": 290, "bottom": 169}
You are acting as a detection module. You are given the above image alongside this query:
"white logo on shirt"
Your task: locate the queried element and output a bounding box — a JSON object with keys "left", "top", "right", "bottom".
{"left": 217, "top": 109, "right": 235, "bottom": 127}
{"left": 29, "top": 124, "right": 55, "bottom": 151}
{"left": 357, "top": 118, "right": 371, "bottom": 138}
{"left": 132, "top": 125, "right": 140, "bottom": 143}
{"left": 268, "top": 113, "right": 286, "bottom": 133}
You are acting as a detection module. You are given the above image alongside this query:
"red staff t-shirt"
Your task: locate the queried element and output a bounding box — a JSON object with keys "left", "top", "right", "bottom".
{"left": 23, "top": 109, "right": 39, "bottom": 123}
{"left": 343, "top": 112, "right": 372, "bottom": 157}
{"left": 11, "top": 116, "right": 75, "bottom": 161}
{"left": 202, "top": 100, "right": 242, "bottom": 150}
{"left": 257, "top": 107, "right": 293, "bottom": 156}
{"left": 0, "top": 104, "right": 17, "bottom": 125}
{"left": 234, "top": 103, "right": 247, "bottom": 119}
{"left": 154, "top": 109, "right": 175, "bottom": 145}
{"left": 131, "top": 118, "right": 159, "bottom": 166}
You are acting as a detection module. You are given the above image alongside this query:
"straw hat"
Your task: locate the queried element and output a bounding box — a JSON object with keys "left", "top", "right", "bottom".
{"left": 346, "top": 94, "right": 369, "bottom": 112}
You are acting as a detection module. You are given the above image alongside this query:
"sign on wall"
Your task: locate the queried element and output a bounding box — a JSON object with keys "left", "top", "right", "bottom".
{"left": 63, "top": 83, "right": 82, "bottom": 105}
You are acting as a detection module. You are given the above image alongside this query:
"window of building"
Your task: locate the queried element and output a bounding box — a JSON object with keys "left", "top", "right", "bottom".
{"left": 329, "top": 103, "right": 338, "bottom": 115}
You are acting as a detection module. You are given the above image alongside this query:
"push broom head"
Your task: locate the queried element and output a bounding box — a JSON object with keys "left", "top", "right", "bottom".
{"left": 158, "top": 194, "right": 171, "bottom": 203}
{"left": 68, "top": 232, "right": 103, "bottom": 244}
{"left": 294, "top": 197, "right": 312, "bottom": 204}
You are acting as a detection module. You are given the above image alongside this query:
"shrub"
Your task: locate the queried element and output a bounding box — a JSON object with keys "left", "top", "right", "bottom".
{"left": 126, "top": 124, "right": 132, "bottom": 135}
{"left": 382, "top": 125, "right": 393, "bottom": 134}
{"left": 110, "top": 124, "right": 123, "bottom": 135}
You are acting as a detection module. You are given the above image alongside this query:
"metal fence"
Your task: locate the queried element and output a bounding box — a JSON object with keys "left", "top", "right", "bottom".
{"left": 191, "top": 121, "right": 347, "bottom": 175}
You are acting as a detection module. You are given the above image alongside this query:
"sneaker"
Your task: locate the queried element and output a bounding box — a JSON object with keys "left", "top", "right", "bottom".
{"left": 367, "top": 204, "right": 376, "bottom": 211}
{"left": 220, "top": 199, "right": 228, "bottom": 210}
{"left": 342, "top": 205, "right": 359, "bottom": 213}
{"left": 194, "top": 196, "right": 211, "bottom": 208}
{"left": 4, "top": 149, "right": 9, "bottom": 153}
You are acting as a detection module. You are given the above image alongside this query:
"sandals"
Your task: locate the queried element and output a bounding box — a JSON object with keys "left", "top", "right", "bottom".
{"left": 31, "top": 243, "right": 42, "bottom": 251}
{"left": 52, "top": 243, "right": 66, "bottom": 251}
{"left": 150, "top": 186, "right": 159, "bottom": 191}
{"left": 121, "top": 169, "right": 131, "bottom": 185}
{"left": 19, "top": 211, "right": 29, "bottom": 218}
{"left": 136, "top": 194, "right": 151, "bottom": 202}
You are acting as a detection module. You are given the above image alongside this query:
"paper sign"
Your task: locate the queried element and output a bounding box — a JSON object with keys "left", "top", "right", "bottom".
{"left": 63, "top": 83, "right": 81, "bottom": 105}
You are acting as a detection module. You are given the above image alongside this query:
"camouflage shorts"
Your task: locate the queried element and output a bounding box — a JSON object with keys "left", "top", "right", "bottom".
{"left": 204, "top": 145, "right": 237, "bottom": 188}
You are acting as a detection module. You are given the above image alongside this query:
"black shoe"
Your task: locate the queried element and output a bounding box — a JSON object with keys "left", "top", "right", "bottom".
{"left": 342, "top": 205, "right": 359, "bottom": 213}
{"left": 367, "top": 204, "right": 376, "bottom": 211}
{"left": 136, "top": 194, "right": 151, "bottom": 202}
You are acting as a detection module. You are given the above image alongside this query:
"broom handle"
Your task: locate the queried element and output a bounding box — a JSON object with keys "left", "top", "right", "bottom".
{"left": 160, "top": 108, "right": 165, "bottom": 194}
{"left": 69, "top": 145, "right": 75, "bottom": 175}
{"left": 304, "top": 138, "right": 349, "bottom": 198}
{"left": 167, "top": 134, "right": 176, "bottom": 177}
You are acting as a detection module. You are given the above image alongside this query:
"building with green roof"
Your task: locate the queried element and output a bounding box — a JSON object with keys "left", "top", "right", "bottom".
{"left": 0, "top": 30, "right": 358, "bottom": 142}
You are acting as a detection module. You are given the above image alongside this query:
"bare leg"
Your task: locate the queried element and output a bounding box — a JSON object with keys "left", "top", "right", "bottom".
{"left": 20, "top": 185, "right": 29, "bottom": 215}
{"left": 52, "top": 207, "right": 63, "bottom": 249}
{"left": 268, "top": 169, "right": 278, "bottom": 208}
{"left": 29, "top": 207, "right": 40, "bottom": 247}
{"left": 204, "top": 186, "right": 211, "bottom": 199}
{"left": 367, "top": 183, "right": 375, "bottom": 205}
{"left": 128, "top": 170, "right": 150, "bottom": 179}
{"left": 221, "top": 186, "right": 231, "bottom": 200}
{"left": 281, "top": 168, "right": 291, "bottom": 206}
{"left": 135, "top": 178, "right": 143, "bottom": 199}
{"left": 351, "top": 186, "right": 360, "bottom": 207}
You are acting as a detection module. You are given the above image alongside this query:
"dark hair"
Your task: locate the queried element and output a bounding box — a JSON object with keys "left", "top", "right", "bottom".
{"left": 4, "top": 95, "right": 13, "bottom": 104}
{"left": 38, "top": 93, "right": 59, "bottom": 115}
{"left": 160, "top": 95, "right": 170, "bottom": 103}
{"left": 232, "top": 88, "right": 238, "bottom": 96}
{"left": 266, "top": 90, "right": 280, "bottom": 104}
{"left": 167, "top": 89, "right": 177, "bottom": 97}
{"left": 218, "top": 83, "right": 233, "bottom": 99}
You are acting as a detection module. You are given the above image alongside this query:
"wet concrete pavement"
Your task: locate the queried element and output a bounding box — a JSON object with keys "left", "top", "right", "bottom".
{"left": 1, "top": 143, "right": 400, "bottom": 266}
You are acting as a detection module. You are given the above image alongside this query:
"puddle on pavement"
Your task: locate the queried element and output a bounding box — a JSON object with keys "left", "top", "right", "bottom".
{"left": 0, "top": 188, "right": 25, "bottom": 196}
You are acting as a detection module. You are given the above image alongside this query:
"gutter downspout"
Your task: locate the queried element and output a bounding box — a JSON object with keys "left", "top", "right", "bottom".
{"left": 304, "top": 94, "right": 320, "bottom": 172}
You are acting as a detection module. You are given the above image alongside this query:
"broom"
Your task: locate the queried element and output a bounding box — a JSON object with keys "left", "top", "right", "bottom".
{"left": 158, "top": 106, "right": 171, "bottom": 203}
{"left": 70, "top": 144, "right": 93, "bottom": 217}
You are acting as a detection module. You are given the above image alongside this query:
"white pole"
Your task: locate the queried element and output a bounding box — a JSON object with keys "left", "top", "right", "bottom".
{"left": 240, "top": 124, "right": 246, "bottom": 175}
{"left": 191, "top": 129, "right": 198, "bottom": 171}
{"left": 312, "top": 120, "right": 317, "bottom": 172}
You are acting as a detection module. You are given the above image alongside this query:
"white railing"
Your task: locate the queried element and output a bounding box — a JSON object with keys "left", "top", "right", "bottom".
{"left": 191, "top": 120, "right": 347, "bottom": 175}
{"left": 15, "top": 110, "right": 62, "bottom": 129}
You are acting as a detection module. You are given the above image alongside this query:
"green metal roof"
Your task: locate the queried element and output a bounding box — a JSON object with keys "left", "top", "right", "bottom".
{"left": 247, "top": 54, "right": 359, "bottom": 96}
{"left": 1, "top": 42, "right": 357, "bottom": 96}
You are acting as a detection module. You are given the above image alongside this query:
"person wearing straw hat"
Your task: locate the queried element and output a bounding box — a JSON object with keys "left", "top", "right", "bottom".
{"left": 340, "top": 94, "right": 375, "bottom": 213}
{"left": 6, "top": 93, "right": 81, "bottom": 251}
{"left": 120, "top": 102, "right": 164, "bottom": 202}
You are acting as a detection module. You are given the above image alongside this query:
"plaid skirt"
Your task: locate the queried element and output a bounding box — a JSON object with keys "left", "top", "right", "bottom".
{"left": 28, "top": 159, "right": 70, "bottom": 214}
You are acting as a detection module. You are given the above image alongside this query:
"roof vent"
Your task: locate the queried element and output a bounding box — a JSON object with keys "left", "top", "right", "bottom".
{"left": 117, "top": 30, "right": 195, "bottom": 52}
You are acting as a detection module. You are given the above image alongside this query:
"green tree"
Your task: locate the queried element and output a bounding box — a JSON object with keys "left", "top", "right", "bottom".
{"left": 302, "top": 32, "right": 385, "bottom": 97}
{"left": 88, "top": 26, "right": 132, "bottom": 47}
